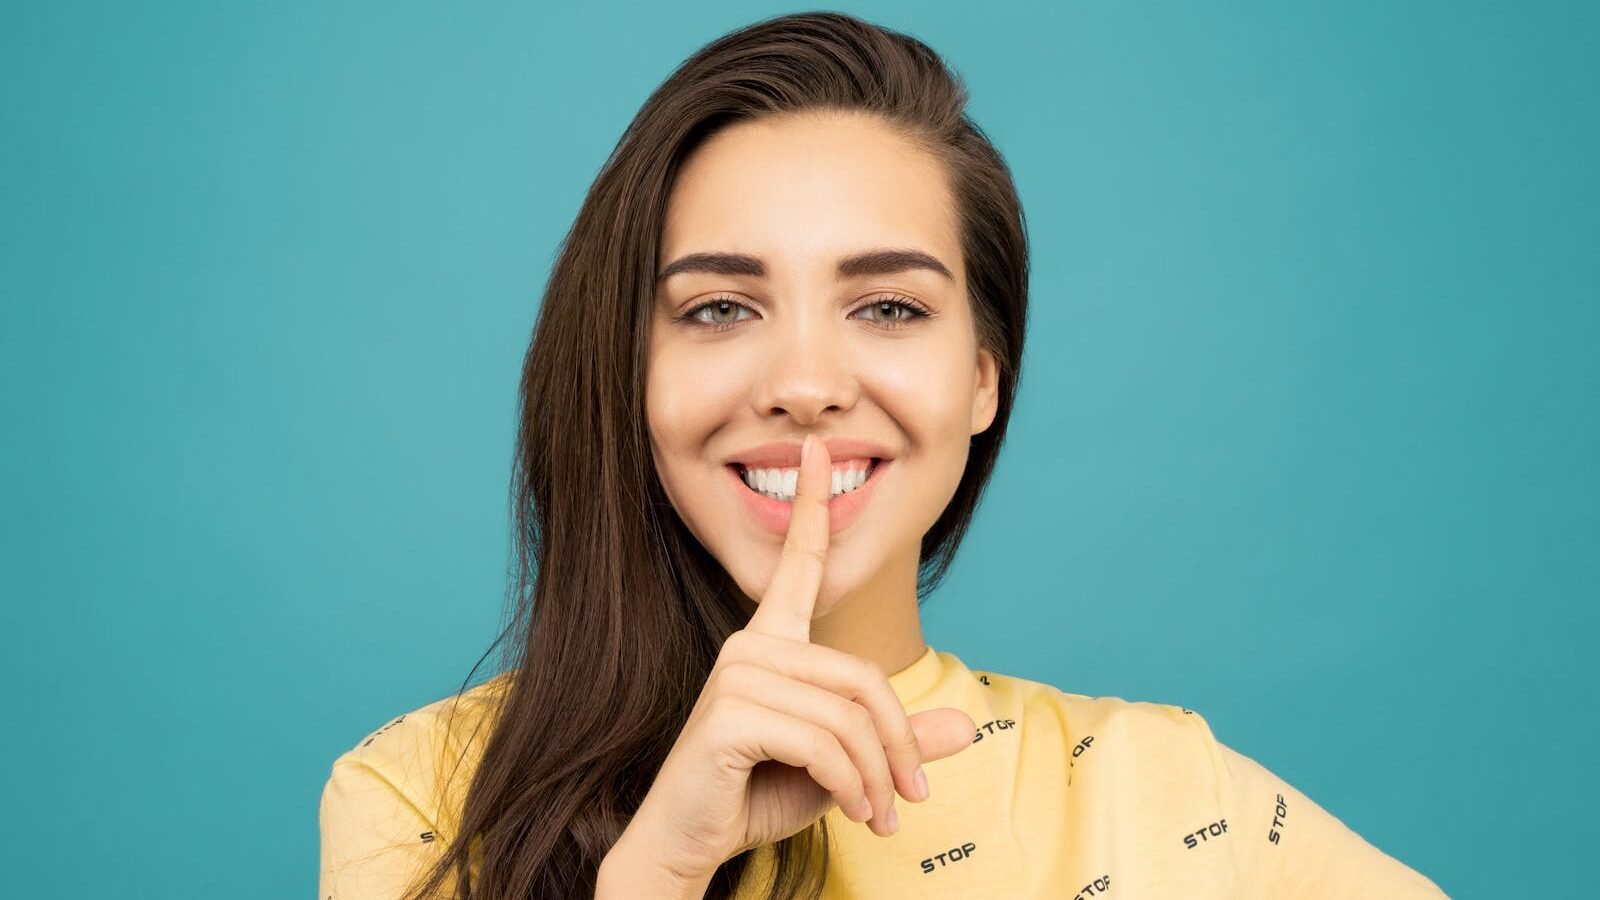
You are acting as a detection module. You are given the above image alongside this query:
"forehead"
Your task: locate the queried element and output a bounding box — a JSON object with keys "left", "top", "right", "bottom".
{"left": 658, "top": 111, "right": 960, "bottom": 281}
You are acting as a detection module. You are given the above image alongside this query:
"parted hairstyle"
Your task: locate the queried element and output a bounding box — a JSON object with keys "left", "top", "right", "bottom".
{"left": 398, "top": 10, "right": 1030, "bottom": 900}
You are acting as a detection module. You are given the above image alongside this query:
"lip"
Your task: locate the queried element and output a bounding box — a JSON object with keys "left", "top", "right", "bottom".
{"left": 725, "top": 437, "right": 896, "bottom": 469}
{"left": 726, "top": 457, "right": 890, "bottom": 536}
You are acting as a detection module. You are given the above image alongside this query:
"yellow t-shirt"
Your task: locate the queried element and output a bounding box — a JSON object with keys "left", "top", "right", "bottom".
{"left": 319, "top": 645, "right": 1450, "bottom": 898}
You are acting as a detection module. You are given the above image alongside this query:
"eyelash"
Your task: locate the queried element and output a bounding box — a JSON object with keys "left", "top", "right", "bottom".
{"left": 672, "top": 294, "right": 934, "bottom": 332}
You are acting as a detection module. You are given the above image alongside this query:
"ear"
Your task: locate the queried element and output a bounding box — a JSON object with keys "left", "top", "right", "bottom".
{"left": 970, "top": 347, "right": 1000, "bottom": 435}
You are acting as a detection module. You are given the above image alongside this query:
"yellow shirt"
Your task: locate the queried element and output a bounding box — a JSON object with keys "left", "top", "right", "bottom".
{"left": 319, "top": 645, "right": 1450, "bottom": 898}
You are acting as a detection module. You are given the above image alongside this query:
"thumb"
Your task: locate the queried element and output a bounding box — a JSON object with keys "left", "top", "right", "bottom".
{"left": 908, "top": 708, "right": 978, "bottom": 763}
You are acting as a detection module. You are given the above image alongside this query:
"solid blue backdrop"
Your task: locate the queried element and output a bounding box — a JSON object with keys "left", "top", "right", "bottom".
{"left": 2, "top": 2, "right": 1593, "bottom": 896}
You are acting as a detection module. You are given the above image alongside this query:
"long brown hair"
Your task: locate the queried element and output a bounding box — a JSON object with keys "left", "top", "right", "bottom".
{"left": 401, "top": 11, "right": 1030, "bottom": 899}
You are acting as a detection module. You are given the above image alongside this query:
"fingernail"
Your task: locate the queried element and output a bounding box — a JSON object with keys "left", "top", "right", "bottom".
{"left": 913, "top": 766, "right": 929, "bottom": 802}
{"left": 801, "top": 434, "right": 813, "bottom": 465}
{"left": 885, "top": 804, "right": 899, "bottom": 834}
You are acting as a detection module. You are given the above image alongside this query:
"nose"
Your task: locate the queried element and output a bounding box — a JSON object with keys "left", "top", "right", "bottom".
{"left": 750, "top": 308, "right": 861, "bottom": 424}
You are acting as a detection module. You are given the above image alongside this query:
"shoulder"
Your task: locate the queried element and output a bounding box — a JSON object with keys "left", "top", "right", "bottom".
{"left": 319, "top": 675, "right": 512, "bottom": 897}
{"left": 331, "top": 671, "right": 512, "bottom": 767}
{"left": 971, "top": 663, "right": 1220, "bottom": 752}
{"left": 321, "top": 672, "right": 514, "bottom": 827}
{"left": 964, "top": 664, "right": 1235, "bottom": 801}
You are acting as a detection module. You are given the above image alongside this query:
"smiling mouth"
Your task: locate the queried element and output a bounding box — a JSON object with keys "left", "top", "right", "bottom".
{"left": 729, "top": 458, "right": 883, "bottom": 503}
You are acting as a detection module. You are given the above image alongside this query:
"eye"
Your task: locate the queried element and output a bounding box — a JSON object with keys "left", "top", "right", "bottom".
{"left": 672, "top": 294, "right": 933, "bottom": 333}
{"left": 851, "top": 294, "right": 933, "bottom": 328}
{"left": 675, "top": 296, "right": 755, "bottom": 331}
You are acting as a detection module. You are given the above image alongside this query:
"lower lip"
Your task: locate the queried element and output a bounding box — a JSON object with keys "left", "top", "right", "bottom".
{"left": 726, "top": 459, "right": 890, "bottom": 536}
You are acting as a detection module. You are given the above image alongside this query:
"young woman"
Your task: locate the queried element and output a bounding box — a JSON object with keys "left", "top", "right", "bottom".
{"left": 319, "top": 12, "right": 1449, "bottom": 900}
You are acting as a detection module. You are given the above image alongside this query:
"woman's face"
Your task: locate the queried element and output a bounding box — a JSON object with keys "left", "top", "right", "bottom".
{"left": 646, "top": 110, "right": 998, "bottom": 618}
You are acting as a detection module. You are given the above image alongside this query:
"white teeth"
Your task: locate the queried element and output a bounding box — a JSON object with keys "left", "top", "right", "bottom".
{"left": 740, "top": 461, "right": 875, "bottom": 502}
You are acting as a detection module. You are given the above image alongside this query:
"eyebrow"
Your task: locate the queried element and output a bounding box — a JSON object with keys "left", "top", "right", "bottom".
{"left": 655, "top": 248, "right": 955, "bottom": 285}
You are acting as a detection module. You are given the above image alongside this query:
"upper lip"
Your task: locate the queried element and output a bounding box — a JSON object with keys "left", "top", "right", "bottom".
{"left": 726, "top": 438, "right": 895, "bottom": 469}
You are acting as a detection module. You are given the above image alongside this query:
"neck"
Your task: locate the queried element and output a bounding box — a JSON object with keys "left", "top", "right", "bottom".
{"left": 808, "top": 543, "right": 927, "bottom": 678}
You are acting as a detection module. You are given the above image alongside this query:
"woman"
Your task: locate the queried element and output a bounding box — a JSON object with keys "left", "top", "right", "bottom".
{"left": 319, "top": 11, "right": 1449, "bottom": 899}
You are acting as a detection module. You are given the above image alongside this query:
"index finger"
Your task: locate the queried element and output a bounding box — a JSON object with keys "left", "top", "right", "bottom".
{"left": 745, "top": 433, "right": 831, "bottom": 642}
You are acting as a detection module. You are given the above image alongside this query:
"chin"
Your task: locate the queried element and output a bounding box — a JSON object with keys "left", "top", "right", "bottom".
{"left": 725, "top": 556, "right": 859, "bottom": 615}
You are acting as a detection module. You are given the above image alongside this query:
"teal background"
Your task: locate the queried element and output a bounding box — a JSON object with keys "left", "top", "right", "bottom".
{"left": 2, "top": 1, "right": 1593, "bottom": 896}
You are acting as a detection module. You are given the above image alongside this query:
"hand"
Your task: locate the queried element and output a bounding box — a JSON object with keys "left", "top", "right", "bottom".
{"left": 617, "top": 434, "right": 977, "bottom": 886}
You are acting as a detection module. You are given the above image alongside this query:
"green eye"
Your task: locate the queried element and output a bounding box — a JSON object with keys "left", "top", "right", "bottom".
{"left": 673, "top": 294, "right": 933, "bottom": 333}
{"left": 691, "top": 298, "right": 752, "bottom": 327}
{"left": 854, "top": 298, "right": 927, "bottom": 324}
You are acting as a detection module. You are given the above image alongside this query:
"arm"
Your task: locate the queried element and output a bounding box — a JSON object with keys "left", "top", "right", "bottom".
{"left": 319, "top": 756, "right": 447, "bottom": 900}
{"left": 1209, "top": 736, "right": 1450, "bottom": 898}
{"left": 320, "top": 753, "right": 709, "bottom": 900}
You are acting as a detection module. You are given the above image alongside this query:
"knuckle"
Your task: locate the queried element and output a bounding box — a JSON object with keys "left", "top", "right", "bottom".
{"left": 844, "top": 700, "right": 874, "bottom": 734}
{"left": 706, "top": 663, "right": 746, "bottom": 699}
{"left": 703, "top": 690, "right": 736, "bottom": 721}
{"left": 695, "top": 698, "right": 737, "bottom": 748}
{"left": 720, "top": 630, "right": 753, "bottom": 658}
{"left": 864, "top": 771, "right": 891, "bottom": 805}
{"left": 864, "top": 742, "right": 893, "bottom": 782}
{"left": 859, "top": 656, "right": 887, "bottom": 682}
{"left": 808, "top": 724, "right": 838, "bottom": 760}
{"left": 834, "top": 763, "right": 865, "bottom": 805}
{"left": 899, "top": 718, "right": 923, "bottom": 754}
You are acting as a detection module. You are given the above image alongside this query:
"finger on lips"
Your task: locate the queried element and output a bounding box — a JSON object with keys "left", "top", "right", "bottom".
{"left": 736, "top": 433, "right": 924, "bottom": 835}
{"left": 746, "top": 432, "right": 831, "bottom": 643}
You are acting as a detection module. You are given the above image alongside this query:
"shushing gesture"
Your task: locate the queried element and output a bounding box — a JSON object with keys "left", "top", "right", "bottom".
{"left": 603, "top": 434, "right": 978, "bottom": 894}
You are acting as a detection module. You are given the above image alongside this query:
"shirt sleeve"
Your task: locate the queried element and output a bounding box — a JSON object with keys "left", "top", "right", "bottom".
{"left": 318, "top": 755, "right": 449, "bottom": 900}
{"left": 1198, "top": 724, "right": 1450, "bottom": 898}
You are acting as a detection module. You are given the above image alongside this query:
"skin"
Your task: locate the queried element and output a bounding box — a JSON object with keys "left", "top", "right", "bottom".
{"left": 646, "top": 108, "right": 1000, "bottom": 680}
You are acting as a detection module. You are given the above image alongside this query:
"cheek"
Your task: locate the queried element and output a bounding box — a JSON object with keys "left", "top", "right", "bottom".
{"left": 861, "top": 346, "right": 976, "bottom": 534}
{"left": 645, "top": 344, "right": 749, "bottom": 513}
{"left": 867, "top": 345, "right": 975, "bottom": 442}
{"left": 647, "top": 350, "right": 745, "bottom": 446}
